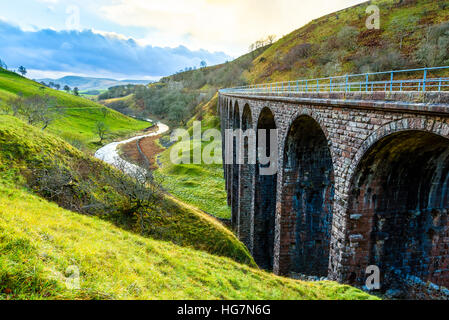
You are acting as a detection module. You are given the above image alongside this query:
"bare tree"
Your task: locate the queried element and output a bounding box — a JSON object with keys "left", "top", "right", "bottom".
{"left": 266, "top": 34, "right": 277, "bottom": 45}
{"left": 9, "top": 94, "right": 58, "bottom": 130}
{"left": 109, "top": 158, "right": 164, "bottom": 233}
{"left": 95, "top": 121, "right": 109, "bottom": 144}
{"left": 18, "top": 66, "right": 27, "bottom": 77}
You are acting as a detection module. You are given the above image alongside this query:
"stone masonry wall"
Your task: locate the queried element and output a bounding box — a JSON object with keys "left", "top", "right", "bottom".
{"left": 219, "top": 91, "right": 449, "bottom": 295}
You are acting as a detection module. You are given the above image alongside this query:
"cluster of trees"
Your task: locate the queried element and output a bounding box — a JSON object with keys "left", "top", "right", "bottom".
{"left": 0, "top": 60, "right": 28, "bottom": 77}
{"left": 174, "top": 61, "right": 207, "bottom": 75}
{"left": 98, "top": 84, "right": 137, "bottom": 100}
{"left": 249, "top": 35, "right": 276, "bottom": 52}
{"left": 6, "top": 94, "right": 59, "bottom": 130}
{"left": 100, "top": 82, "right": 213, "bottom": 125}
{"left": 39, "top": 81, "right": 80, "bottom": 96}
{"left": 133, "top": 84, "right": 202, "bottom": 124}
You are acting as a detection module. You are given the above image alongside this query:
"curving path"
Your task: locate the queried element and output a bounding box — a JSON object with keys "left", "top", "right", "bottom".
{"left": 94, "top": 119, "right": 169, "bottom": 175}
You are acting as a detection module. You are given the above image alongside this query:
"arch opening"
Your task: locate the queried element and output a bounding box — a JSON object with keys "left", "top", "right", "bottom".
{"left": 231, "top": 102, "right": 241, "bottom": 226}
{"left": 347, "top": 130, "right": 449, "bottom": 294}
{"left": 226, "top": 102, "right": 233, "bottom": 206}
{"left": 254, "top": 107, "right": 277, "bottom": 270}
{"left": 281, "top": 115, "right": 334, "bottom": 276}
{"left": 238, "top": 104, "right": 254, "bottom": 249}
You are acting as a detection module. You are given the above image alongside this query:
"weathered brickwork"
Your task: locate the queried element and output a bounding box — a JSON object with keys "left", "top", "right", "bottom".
{"left": 218, "top": 91, "right": 449, "bottom": 297}
{"left": 237, "top": 104, "right": 254, "bottom": 250}
{"left": 253, "top": 107, "right": 277, "bottom": 270}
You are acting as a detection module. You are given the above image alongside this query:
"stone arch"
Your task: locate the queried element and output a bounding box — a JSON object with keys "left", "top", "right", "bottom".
{"left": 345, "top": 118, "right": 449, "bottom": 195}
{"left": 254, "top": 107, "right": 278, "bottom": 270}
{"left": 343, "top": 121, "right": 449, "bottom": 295}
{"left": 238, "top": 104, "right": 255, "bottom": 250}
{"left": 231, "top": 101, "right": 241, "bottom": 226}
{"left": 252, "top": 106, "right": 281, "bottom": 135}
{"left": 278, "top": 114, "right": 335, "bottom": 277}
{"left": 280, "top": 108, "right": 333, "bottom": 152}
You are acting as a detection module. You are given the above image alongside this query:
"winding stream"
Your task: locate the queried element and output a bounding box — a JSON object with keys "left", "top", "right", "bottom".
{"left": 94, "top": 119, "right": 169, "bottom": 175}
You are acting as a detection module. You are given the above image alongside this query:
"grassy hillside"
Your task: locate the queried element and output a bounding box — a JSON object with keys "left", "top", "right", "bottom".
{"left": 247, "top": 0, "right": 449, "bottom": 82}
{"left": 0, "top": 115, "right": 252, "bottom": 265}
{"left": 155, "top": 0, "right": 449, "bottom": 90}
{"left": 0, "top": 114, "right": 376, "bottom": 300}
{"left": 155, "top": 95, "right": 230, "bottom": 219}
{"left": 0, "top": 184, "right": 376, "bottom": 300}
{"left": 0, "top": 68, "right": 149, "bottom": 151}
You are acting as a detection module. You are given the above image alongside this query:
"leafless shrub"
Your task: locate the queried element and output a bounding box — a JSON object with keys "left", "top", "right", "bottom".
{"left": 416, "top": 22, "right": 449, "bottom": 67}
{"left": 283, "top": 43, "right": 314, "bottom": 68}
{"left": 95, "top": 121, "right": 109, "bottom": 144}
{"left": 28, "top": 159, "right": 84, "bottom": 212}
{"left": 9, "top": 94, "right": 59, "bottom": 130}
{"left": 107, "top": 158, "right": 165, "bottom": 233}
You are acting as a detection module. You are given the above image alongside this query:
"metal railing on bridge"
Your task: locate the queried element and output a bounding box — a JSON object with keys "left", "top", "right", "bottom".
{"left": 219, "top": 66, "right": 449, "bottom": 95}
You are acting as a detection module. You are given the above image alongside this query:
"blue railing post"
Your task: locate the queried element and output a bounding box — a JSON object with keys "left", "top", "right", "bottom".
{"left": 345, "top": 75, "right": 349, "bottom": 92}
{"left": 439, "top": 78, "right": 442, "bottom": 92}
{"left": 296, "top": 80, "right": 299, "bottom": 92}
{"left": 330, "top": 77, "right": 333, "bottom": 92}
{"left": 365, "top": 74, "right": 368, "bottom": 92}
{"left": 306, "top": 80, "right": 308, "bottom": 92}
{"left": 423, "top": 68, "right": 427, "bottom": 92}
{"left": 390, "top": 72, "right": 394, "bottom": 92}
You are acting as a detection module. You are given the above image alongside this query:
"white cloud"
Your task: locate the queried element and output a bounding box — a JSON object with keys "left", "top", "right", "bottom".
{"left": 100, "top": 0, "right": 367, "bottom": 56}
{"left": 0, "top": 20, "right": 231, "bottom": 79}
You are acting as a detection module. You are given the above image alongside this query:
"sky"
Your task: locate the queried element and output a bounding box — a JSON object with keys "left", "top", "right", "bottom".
{"left": 0, "top": 0, "right": 366, "bottom": 80}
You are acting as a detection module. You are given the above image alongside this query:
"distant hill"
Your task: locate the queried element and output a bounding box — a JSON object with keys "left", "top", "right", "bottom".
{"left": 0, "top": 68, "right": 149, "bottom": 151}
{"left": 37, "top": 76, "right": 152, "bottom": 91}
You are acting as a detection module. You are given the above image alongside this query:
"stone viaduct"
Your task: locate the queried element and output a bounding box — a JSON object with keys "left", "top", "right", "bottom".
{"left": 218, "top": 91, "right": 449, "bottom": 297}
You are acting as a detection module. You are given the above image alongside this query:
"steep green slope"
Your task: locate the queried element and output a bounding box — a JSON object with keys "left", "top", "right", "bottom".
{"left": 0, "top": 184, "right": 376, "bottom": 300}
{"left": 248, "top": 0, "right": 449, "bottom": 83}
{"left": 155, "top": 0, "right": 449, "bottom": 94}
{"left": 0, "top": 68, "right": 149, "bottom": 151}
{"left": 0, "top": 115, "right": 377, "bottom": 300}
{"left": 0, "top": 115, "right": 252, "bottom": 265}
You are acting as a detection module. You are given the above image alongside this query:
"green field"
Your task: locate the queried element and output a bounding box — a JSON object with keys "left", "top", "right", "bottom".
{"left": 0, "top": 68, "right": 149, "bottom": 151}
